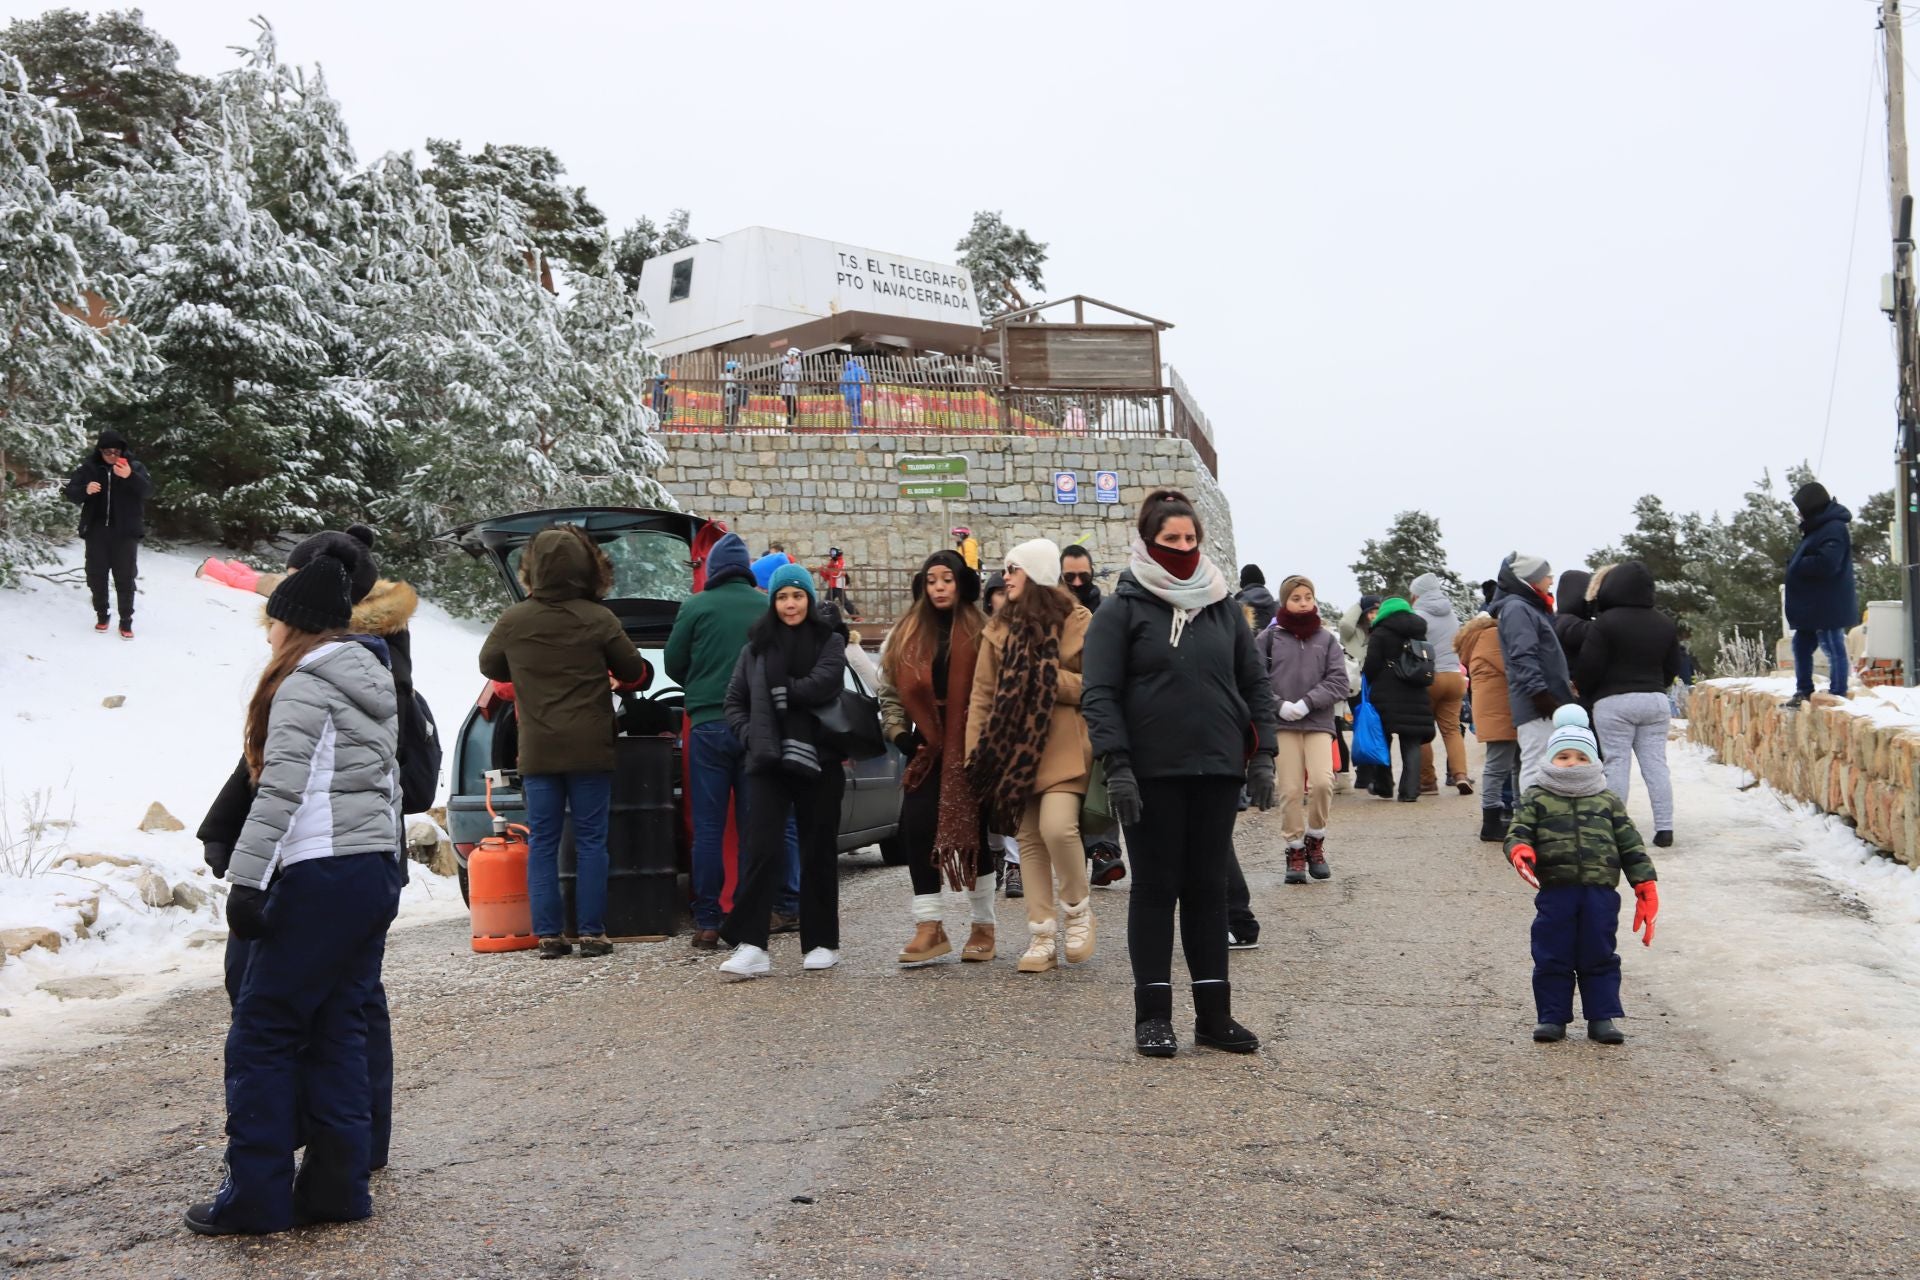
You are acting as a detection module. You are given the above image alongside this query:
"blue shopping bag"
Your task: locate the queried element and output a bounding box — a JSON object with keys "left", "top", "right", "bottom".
{"left": 1352, "top": 677, "right": 1390, "bottom": 768}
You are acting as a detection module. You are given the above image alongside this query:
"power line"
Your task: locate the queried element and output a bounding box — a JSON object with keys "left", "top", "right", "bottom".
{"left": 1820, "top": 43, "right": 1881, "bottom": 475}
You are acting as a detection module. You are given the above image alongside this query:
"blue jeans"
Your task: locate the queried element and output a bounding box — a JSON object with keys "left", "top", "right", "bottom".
{"left": 688, "top": 722, "right": 746, "bottom": 930}
{"left": 1530, "top": 886, "right": 1623, "bottom": 1025}
{"left": 1792, "top": 627, "right": 1849, "bottom": 696}
{"left": 524, "top": 771, "right": 613, "bottom": 938}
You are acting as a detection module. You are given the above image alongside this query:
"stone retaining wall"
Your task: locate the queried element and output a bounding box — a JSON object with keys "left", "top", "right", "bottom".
{"left": 1687, "top": 683, "right": 1920, "bottom": 867}
{"left": 654, "top": 433, "right": 1232, "bottom": 579}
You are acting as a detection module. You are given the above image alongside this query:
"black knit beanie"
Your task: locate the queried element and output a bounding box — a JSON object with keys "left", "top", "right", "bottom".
{"left": 287, "top": 524, "right": 378, "bottom": 603}
{"left": 1792, "top": 482, "right": 1831, "bottom": 521}
{"left": 1239, "top": 564, "right": 1265, "bottom": 588}
{"left": 267, "top": 554, "right": 353, "bottom": 633}
{"left": 912, "top": 549, "right": 981, "bottom": 604}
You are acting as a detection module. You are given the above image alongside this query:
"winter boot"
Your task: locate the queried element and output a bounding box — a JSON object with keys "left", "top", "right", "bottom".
{"left": 1192, "top": 980, "right": 1260, "bottom": 1053}
{"left": 1532, "top": 1021, "right": 1567, "bottom": 1043}
{"left": 1284, "top": 845, "right": 1308, "bottom": 885}
{"left": 577, "top": 935, "right": 613, "bottom": 958}
{"left": 1134, "top": 984, "right": 1178, "bottom": 1057}
{"left": 536, "top": 936, "right": 572, "bottom": 959}
{"left": 1061, "top": 898, "right": 1095, "bottom": 964}
{"left": 961, "top": 923, "right": 996, "bottom": 962}
{"left": 899, "top": 921, "right": 951, "bottom": 966}
{"left": 1653, "top": 830, "right": 1674, "bottom": 848}
{"left": 1304, "top": 833, "right": 1331, "bottom": 880}
{"left": 1088, "top": 842, "right": 1127, "bottom": 887}
{"left": 1016, "top": 919, "right": 1058, "bottom": 973}
{"left": 1479, "top": 808, "right": 1510, "bottom": 843}
{"left": 1781, "top": 692, "right": 1809, "bottom": 710}
{"left": 1587, "top": 1018, "right": 1626, "bottom": 1045}
{"left": 1004, "top": 863, "right": 1024, "bottom": 899}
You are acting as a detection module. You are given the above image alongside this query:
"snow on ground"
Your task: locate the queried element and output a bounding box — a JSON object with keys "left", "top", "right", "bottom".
{"left": 1709, "top": 673, "right": 1920, "bottom": 730}
{"left": 1641, "top": 739, "right": 1920, "bottom": 1192}
{"left": 0, "top": 543, "right": 486, "bottom": 1066}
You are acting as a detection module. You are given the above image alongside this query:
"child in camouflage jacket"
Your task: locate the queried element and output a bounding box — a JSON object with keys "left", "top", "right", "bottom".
{"left": 1505, "top": 706, "right": 1658, "bottom": 1045}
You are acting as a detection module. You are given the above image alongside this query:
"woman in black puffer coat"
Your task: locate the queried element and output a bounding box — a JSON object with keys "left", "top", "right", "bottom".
{"left": 1361, "top": 597, "right": 1436, "bottom": 802}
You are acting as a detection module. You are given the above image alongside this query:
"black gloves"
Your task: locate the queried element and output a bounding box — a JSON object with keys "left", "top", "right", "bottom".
{"left": 1246, "top": 753, "right": 1277, "bottom": 811}
{"left": 1530, "top": 692, "right": 1561, "bottom": 719}
{"left": 892, "top": 728, "right": 924, "bottom": 756}
{"left": 202, "top": 841, "right": 232, "bottom": 879}
{"left": 226, "top": 885, "right": 271, "bottom": 940}
{"left": 1104, "top": 755, "right": 1144, "bottom": 827}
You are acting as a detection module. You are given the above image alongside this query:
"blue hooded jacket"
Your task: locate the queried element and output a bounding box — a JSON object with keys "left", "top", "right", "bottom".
{"left": 1785, "top": 501, "right": 1858, "bottom": 631}
{"left": 752, "top": 551, "right": 791, "bottom": 590}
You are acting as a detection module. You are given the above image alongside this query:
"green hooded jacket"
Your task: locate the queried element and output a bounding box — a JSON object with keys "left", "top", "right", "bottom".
{"left": 478, "top": 528, "right": 649, "bottom": 775}
{"left": 1505, "top": 786, "right": 1657, "bottom": 890}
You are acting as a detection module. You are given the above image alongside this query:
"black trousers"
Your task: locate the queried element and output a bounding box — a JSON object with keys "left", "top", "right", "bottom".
{"left": 1124, "top": 775, "right": 1242, "bottom": 987}
{"left": 723, "top": 765, "right": 844, "bottom": 952}
{"left": 900, "top": 769, "right": 994, "bottom": 895}
{"left": 1226, "top": 829, "right": 1258, "bottom": 942}
{"left": 1392, "top": 735, "right": 1424, "bottom": 800}
{"left": 85, "top": 531, "right": 138, "bottom": 623}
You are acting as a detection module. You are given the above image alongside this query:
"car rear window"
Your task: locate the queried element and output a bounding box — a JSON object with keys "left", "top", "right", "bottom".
{"left": 506, "top": 528, "right": 693, "bottom": 603}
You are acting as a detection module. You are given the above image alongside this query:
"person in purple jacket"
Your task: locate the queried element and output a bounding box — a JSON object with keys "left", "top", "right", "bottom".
{"left": 1256, "top": 574, "right": 1350, "bottom": 884}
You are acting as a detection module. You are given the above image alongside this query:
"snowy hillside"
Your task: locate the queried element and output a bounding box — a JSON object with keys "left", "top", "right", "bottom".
{"left": 0, "top": 544, "right": 487, "bottom": 1063}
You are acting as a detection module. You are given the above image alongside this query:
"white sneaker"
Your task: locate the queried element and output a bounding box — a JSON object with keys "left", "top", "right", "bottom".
{"left": 802, "top": 947, "right": 840, "bottom": 971}
{"left": 1228, "top": 932, "right": 1261, "bottom": 951}
{"left": 719, "top": 943, "right": 771, "bottom": 980}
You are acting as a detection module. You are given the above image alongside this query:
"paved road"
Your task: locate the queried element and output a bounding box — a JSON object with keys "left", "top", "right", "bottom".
{"left": 4, "top": 785, "right": 1917, "bottom": 1278}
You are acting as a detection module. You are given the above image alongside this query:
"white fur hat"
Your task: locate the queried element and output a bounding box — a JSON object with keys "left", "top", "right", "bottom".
{"left": 1004, "top": 538, "right": 1062, "bottom": 588}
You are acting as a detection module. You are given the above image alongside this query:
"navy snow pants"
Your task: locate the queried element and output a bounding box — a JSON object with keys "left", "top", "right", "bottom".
{"left": 1530, "top": 885, "right": 1624, "bottom": 1025}
{"left": 213, "top": 853, "right": 398, "bottom": 1233}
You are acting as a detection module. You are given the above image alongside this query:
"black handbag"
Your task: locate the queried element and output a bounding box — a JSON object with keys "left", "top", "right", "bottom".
{"left": 815, "top": 686, "right": 888, "bottom": 760}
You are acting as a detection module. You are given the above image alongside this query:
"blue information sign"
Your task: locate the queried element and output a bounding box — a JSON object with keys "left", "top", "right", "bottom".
{"left": 1053, "top": 471, "right": 1080, "bottom": 505}
{"left": 1094, "top": 470, "right": 1119, "bottom": 504}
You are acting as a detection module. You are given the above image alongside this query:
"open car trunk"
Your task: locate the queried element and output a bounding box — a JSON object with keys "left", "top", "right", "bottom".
{"left": 440, "top": 506, "right": 712, "bottom": 642}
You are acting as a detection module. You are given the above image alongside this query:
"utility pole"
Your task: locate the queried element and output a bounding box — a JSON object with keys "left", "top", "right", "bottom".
{"left": 1882, "top": 0, "right": 1920, "bottom": 685}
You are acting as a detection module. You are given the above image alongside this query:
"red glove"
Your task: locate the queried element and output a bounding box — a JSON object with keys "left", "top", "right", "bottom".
{"left": 1632, "top": 881, "right": 1658, "bottom": 947}
{"left": 1509, "top": 843, "right": 1539, "bottom": 888}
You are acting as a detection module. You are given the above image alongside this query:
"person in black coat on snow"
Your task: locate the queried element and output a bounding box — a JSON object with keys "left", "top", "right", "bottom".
{"left": 1361, "top": 598, "right": 1437, "bottom": 802}
{"left": 63, "top": 428, "right": 151, "bottom": 638}
{"left": 1083, "top": 490, "right": 1279, "bottom": 1058}
{"left": 1783, "top": 481, "right": 1859, "bottom": 707}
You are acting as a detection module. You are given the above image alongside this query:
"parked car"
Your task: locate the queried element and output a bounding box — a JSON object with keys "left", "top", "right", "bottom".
{"left": 440, "top": 506, "right": 907, "bottom": 905}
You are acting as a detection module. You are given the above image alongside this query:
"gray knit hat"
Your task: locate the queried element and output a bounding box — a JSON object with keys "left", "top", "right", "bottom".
{"left": 1508, "top": 552, "right": 1552, "bottom": 586}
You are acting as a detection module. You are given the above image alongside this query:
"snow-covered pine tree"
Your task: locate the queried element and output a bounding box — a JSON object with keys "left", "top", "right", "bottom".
{"left": 611, "top": 209, "right": 695, "bottom": 292}
{"left": 422, "top": 140, "right": 607, "bottom": 291}
{"left": 91, "top": 98, "right": 383, "bottom": 546}
{"left": 955, "top": 211, "right": 1047, "bottom": 316}
{"left": 1349, "top": 509, "right": 1472, "bottom": 614}
{"left": 0, "top": 51, "right": 148, "bottom": 582}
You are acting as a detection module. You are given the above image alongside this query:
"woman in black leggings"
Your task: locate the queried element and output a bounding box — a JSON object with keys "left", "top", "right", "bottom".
{"left": 1083, "top": 490, "right": 1279, "bottom": 1057}
{"left": 877, "top": 551, "right": 997, "bottom": 965}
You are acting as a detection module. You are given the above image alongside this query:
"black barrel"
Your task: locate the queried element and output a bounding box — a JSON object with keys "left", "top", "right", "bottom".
{"left": 557, "top": 736, "right": 681, "bottom": 937}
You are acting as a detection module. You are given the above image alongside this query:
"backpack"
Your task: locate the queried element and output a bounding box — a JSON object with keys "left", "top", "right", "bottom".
{"left": 1390, "top": 637, "right": 1437, "bottom": 687}
{"left": 397, "top": 688, "right": 443, "bottom": 813}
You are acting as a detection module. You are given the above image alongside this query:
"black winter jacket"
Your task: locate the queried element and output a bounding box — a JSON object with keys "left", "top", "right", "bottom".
{"left": 1083, "top": 571, "right": 1278, "bottom": 780}
{"left": 1551, "top": 570, "right": 1593, "bottom": 681}
{"left": 1574, "top": 562, "right": 1682, "bottom": 704}
{"left": 1360, "top": 610, "right": 1437, "bottom": 742}
{"left": 63, "top": 445, "right": 151, "bottom": 539}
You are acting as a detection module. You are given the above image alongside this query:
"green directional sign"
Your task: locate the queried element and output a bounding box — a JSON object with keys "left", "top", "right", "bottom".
{"left": 899, "top": 480, "right": 970, "bottom": 500}
{"left": 897, "top": 455, "right": 968, "bottom": 476}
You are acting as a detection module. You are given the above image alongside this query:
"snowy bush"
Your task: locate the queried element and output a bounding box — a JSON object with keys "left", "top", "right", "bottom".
{"left": 1714, "top": 628, "right": 1776, "bottom": 678}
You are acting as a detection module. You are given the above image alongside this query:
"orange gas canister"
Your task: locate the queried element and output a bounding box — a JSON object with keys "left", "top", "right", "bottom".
{"left": 470, "top": 774, "right": 536, "bottom": 953}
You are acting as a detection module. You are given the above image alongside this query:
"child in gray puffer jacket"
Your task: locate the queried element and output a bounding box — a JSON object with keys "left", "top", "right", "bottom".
{"left": 1256, "top": 574, "right": 1349, "bottom": 883}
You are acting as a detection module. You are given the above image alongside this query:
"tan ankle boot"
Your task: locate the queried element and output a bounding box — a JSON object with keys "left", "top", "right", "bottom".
{"left": 1016, "top": 920, "right": 1057, "bottom": 973}
{"left": 1062, "top": 898, "right": 1095, "bottom": 964}
{"left": 961, "top": 923, "right": 996, "bottom": 962}
{"left": 898, "top": 921, "right": 951, "bottom": 965}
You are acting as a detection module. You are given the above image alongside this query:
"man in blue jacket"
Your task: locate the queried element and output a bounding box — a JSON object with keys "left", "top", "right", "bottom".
{"left": 1492, "top": 552, "right": 1575, "bottom": 790}
{"left": 1783, "top": 482, "right": 1858, "bottom": 709}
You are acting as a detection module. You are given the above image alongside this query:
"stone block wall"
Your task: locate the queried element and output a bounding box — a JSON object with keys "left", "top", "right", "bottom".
{"left": 1688, "top": 682, "right": 1920, "bottom": 866}
{"left": 654, "top": 433, "right": 1233, "bottom": 580}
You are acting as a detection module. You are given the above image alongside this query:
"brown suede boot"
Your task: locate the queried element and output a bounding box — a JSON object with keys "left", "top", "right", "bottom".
{"left": 961, "top": 923, "right": 996, "bottom": 962}
{"left": 898, "top": 921, "right": 951, "bottom": 965}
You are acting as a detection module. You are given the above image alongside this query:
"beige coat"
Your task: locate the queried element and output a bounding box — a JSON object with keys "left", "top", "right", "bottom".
{"left": 964, "top": 603, "right": 1093, "bottom": 796}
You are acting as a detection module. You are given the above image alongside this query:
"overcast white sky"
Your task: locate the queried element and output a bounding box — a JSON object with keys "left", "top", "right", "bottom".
{"left": 30, "top": 0, "right": 1908, "bottom": 602}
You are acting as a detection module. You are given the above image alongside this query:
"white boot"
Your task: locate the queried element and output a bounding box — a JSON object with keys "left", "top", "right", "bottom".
{"left": 1017, "top": 919, "right": 1058, "bottom": 973}
{"left": 719, "top": 943, "right": 771, "bottom": 980}
{"left": 1062, "top": 897, "right": 1096, "bottom": 964}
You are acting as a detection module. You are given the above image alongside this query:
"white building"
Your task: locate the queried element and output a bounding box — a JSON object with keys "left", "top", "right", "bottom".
{"left": 636, "top": 226, "right": 989, "bottom": 359}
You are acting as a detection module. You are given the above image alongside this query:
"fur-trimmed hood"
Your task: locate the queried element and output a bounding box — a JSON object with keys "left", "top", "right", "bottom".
{"left": 259, "top": 576, "right": 417, "bottom": 636}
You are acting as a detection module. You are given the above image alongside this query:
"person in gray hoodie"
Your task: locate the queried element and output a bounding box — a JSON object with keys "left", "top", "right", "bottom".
{"left": 187, "top": 553, "right": 403, "bottom": 1237}
{"left": 1256, "top": 574, "right": 1349, "bottom": 882}
{"left": 1410, "top": 573, "right": 1471, "bottom": 795}
{"left": 1235, "top": 564, "right": 1277, "bottom": 630}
